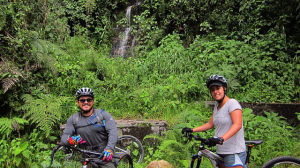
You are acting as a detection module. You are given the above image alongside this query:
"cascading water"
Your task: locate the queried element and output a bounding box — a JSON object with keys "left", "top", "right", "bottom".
{"left": 112, "top": 5, "right": 133, "bottom": 58}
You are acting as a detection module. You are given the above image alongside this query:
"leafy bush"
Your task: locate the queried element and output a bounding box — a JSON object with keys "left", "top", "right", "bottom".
{"left": 0, "top": 1, "right": 299, "bottom": 167}
{"left": 0, "top": 129, "right": 56, "bottom": 168}
{"left": 188, "top": 34, "right": 299, "bottom": 102}
{"left": 0, "top": 117, "right": 28, "bottom": 138}
{"left": 243, "top": 108, "right": 298, "bottom": 165}
{"left": 141, "top": 106, "right": 299, "bottom": 167}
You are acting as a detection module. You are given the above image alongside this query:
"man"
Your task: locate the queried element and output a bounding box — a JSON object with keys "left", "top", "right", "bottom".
{"left": 61, "top": 87, "right": 118, "bottom": 168}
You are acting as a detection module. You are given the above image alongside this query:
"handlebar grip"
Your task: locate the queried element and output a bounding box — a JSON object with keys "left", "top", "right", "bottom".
{"left": 183, "top": 133, "right": 210, "bottom": 145}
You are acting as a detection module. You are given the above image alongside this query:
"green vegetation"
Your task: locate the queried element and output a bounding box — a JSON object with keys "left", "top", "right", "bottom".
{"left": 0, "top": 0, "right": 299, "bottom": 167}
{"left": 136, "top": 107, "right": 299, "bottom": 168}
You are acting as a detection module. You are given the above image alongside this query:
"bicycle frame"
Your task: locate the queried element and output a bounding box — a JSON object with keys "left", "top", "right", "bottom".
{"left": 185, "top": 133, "right": 263, "bottom": 168}
{"left": 190, "top": 144, "right": 224, "bottom": 168}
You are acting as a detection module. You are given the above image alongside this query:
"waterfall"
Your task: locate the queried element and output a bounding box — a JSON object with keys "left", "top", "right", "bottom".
{"left": 112, "top": 5, "right": 133, "bottom": 58}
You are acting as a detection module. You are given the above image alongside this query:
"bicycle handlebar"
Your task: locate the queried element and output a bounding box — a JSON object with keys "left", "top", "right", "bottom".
{"left": 184, "top": 132, "right": 210, "bottom": 145}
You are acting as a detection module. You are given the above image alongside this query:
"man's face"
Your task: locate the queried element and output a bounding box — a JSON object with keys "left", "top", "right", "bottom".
{"left": 77, "top": 96, "right": 94, "bottom": 112}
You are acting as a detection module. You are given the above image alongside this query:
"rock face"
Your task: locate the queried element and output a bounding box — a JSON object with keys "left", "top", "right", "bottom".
{"left": 60, "top": 119, "right": 168, "bottom": 141}
{"left": 116, "top": 119, "right": 168, "bottom": 141}
{"left": 146, "top": 160, "right": 174, "bottom": 168}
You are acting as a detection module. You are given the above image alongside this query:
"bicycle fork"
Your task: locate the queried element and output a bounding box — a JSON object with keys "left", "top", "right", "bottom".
{"left": 190, "top": 154, "right": 202, "bottom": 168}
{"left": 190, "top": 150, "right": 223, "bottom": 168}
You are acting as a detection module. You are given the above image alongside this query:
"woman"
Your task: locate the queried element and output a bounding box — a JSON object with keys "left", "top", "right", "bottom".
{"left": 182, "top": 75, "right": 246, "bottom": 168}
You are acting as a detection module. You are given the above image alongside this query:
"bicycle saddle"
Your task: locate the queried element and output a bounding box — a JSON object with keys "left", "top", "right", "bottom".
{"left": 245, "top": 140, "right": 264, "bottom": 145}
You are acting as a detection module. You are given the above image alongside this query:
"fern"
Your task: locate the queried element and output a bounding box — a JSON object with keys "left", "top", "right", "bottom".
{"left": 0, "top": 117, "right": 28, "bottom": 137}
{"left": 31, "top": 39, "right": 58, "bottom": 73}
{"left": 21, "top": 94, "right": 68, "bottom": 137}
{"left": 0, "top": 58, "right": 23, "bottom": 93}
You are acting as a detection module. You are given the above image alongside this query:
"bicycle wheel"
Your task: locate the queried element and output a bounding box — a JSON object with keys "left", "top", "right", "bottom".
{"left": 262, "top": 156, "right": 300, "bottom": 168}
{"left": 115, "top": 135, "right": 144, "bottom": 163}
{"left": 51, "top": 144, "right": 81, "bottom": 168}
{"left": 116, "top": 153, "right": 133, "bottom": 168}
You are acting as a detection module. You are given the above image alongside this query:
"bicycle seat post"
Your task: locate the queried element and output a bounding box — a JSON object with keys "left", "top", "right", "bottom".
{"left": 245, "top": 140, "right": 263, "bottom": 165}
{"left": 246, "top": 144, "right": 253, "bottom": 164}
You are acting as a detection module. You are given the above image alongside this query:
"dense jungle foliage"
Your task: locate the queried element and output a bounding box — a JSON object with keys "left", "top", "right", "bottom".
{"left": 0, "top": 0, "right": 299, "bottom": 167}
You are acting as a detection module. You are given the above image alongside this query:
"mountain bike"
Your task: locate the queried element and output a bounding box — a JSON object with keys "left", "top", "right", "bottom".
{"left": 51, "top": 144, "right": 133, "bottom": 168}
{"left": 51, "top": 135, "right": 144, "bottom": 167}
{"left": 183, "top": 132, "right": 263, "bottom": 168}
{"left": 262, "top": 156, "right": 300, "bottom": 168}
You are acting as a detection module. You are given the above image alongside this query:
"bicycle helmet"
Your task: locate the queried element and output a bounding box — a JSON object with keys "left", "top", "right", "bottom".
{"left": 206, "top": 74, "right": 228, "bottom": 89}
{"left": 76, "top": 87, "right": 94, "bottom": 99}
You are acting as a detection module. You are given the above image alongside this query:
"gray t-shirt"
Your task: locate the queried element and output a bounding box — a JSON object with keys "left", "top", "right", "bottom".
{"left": 61, "top": 108, "right": 118, "bottom": 152}
{"left": 213, "top": 99, "right": 246, "bottom": 154}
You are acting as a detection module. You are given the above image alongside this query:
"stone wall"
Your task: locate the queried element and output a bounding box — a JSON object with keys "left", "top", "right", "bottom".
{"left": 116, "top": 119, "right": 168, "bottom": 141}
{"left": 205, "top": 101, "right": 300, "bottom": 126}
{"left": 60, "top": 119, "right": 168, "bottom": 142}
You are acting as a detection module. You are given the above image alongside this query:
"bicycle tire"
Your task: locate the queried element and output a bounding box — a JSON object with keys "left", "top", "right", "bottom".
{"left": 115, "top": 135, "right": 144, "bottom": 163}
{"left": 262, "top": 156, "right": 300, "bottom": 168}
{"left": 51, "top": 144, "right": 81, "bottom": 167}
{"left": 116, "top": 153, "right": 134, "bottom": 168}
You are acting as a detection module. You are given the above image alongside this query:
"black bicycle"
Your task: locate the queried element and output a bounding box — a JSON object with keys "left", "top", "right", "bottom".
{"left": 262, "top": 156, "right": 300, "bottom": 168}
{"left": 51, "top": 144, "right": 133, "bottom": 168}
{"left": 50, "top": 135, "right": 144, "bottom": 167}
{"left": 183, "top": 132, "right": 263, "bottom": 168}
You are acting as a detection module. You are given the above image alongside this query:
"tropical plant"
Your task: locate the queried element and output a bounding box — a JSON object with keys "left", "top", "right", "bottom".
{"left": 0, "top": 58, "right": 23, "bottom": 93}
{"left": 20, "top": 94, "right": 69, "bottom": 137}
{"left": 0, "top": 1, "right": 299, "bottom": 167}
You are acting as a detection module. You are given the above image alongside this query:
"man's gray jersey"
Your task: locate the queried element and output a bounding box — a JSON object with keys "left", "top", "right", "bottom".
{"left": 61, "top": 108, "right": 118, "bottom": 152}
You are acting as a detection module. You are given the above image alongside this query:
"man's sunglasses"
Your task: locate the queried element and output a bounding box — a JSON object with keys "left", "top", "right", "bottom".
{"left": 79, "top": 98, "right": 93, "bottom": 103}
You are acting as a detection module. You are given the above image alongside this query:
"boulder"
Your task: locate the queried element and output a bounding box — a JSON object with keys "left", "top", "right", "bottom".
{"left": 146, "top": 160, "right": 174, "bottom": 168}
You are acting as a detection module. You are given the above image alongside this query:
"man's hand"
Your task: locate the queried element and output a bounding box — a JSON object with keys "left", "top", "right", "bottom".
{"left": 102, "top": 149, "right": 113, "bottom": 162}
{"left": 181, "top": 127, "right": 193, "bottom": 134}
{"left": 68, "top": 135, "right": 86, "bottom": 146}
{"left": 207, "top": 137, "right": 224, "bottom": 147}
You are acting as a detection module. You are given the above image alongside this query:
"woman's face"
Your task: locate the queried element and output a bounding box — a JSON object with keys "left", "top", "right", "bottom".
{"left": 210, "top": 85, "right": 225, "bottom": 101}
